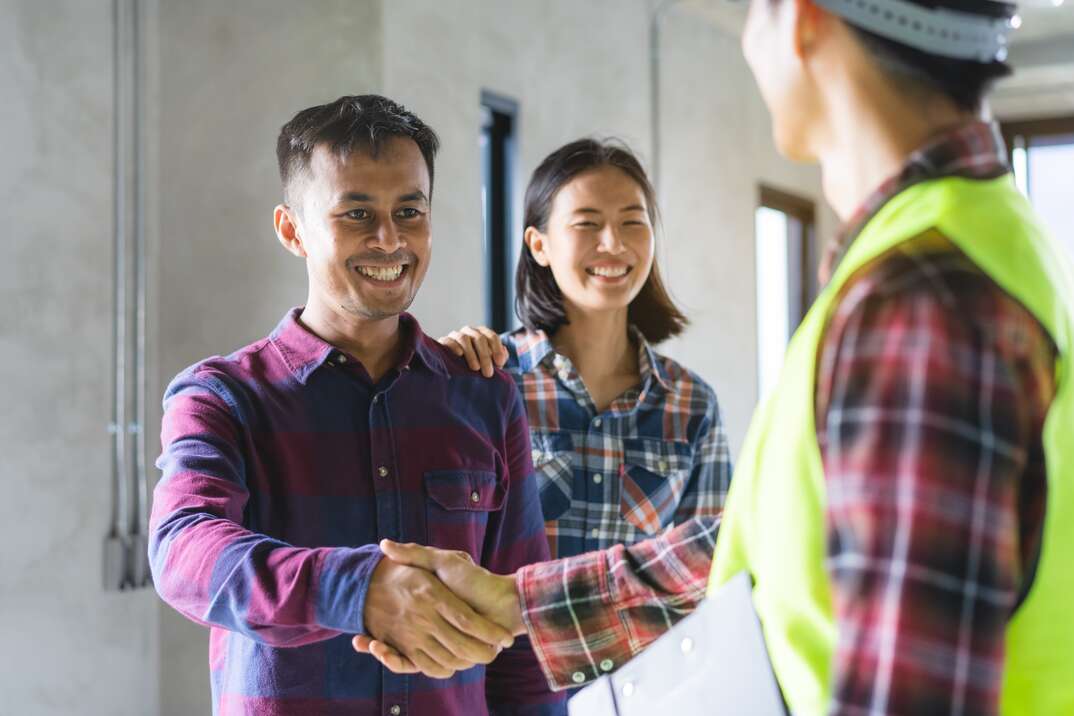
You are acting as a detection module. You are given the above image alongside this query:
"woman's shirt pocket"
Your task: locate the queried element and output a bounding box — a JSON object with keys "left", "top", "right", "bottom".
{"left": 529, "top": 431, "right": 574, "bottom": 522}
{"left": 423, "top": 469, "right": 506, "bottom": 557}
{"left": 618, "top": 437, "right": 694, "bottom": 536}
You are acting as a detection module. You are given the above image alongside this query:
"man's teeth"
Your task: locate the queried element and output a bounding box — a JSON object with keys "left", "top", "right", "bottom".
{"left": 357, "top": 265, "right": 404, "bottom": 281}
{"left": 589, "top": 266, "right": 629, "bottom": 278}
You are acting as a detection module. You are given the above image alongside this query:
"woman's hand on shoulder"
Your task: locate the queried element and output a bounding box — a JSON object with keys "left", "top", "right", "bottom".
{"left": 438, "top": 325, "right": 509, "bottom": 378}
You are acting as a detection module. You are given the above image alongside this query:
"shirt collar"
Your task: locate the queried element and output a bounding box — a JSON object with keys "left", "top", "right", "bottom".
{"left": 513, "top": 326, "right": 676, "bottom": 395}
{"left": 269, "top": 307, "right": 447, "bottom": 384}
{"left": 633, "top": 326, "right": 676, "bottom": 394}
{"left": 819, "top": 120, "right": 1010, "bottom": 285}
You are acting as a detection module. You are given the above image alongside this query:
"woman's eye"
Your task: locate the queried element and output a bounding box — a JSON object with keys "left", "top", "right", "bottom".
{"left": 573, "top": 221, "right": 598, "bottom": 229}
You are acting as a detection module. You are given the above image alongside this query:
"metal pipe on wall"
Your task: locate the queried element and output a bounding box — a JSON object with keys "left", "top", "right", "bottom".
{"left": 105, "top": 0, "right": 151, "bottom": 592}
{"left": 650, "top": 0, "right": 687, "bottom": 196}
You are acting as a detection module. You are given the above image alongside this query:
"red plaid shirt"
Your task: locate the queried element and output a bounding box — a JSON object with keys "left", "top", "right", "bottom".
{"left": 515, "top": 122, "right": 1056, "bottom": 715}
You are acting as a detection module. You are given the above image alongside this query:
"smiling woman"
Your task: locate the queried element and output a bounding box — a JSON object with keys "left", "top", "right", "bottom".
{"left": 439, "top": 138, "right": 734, "bottom": 565}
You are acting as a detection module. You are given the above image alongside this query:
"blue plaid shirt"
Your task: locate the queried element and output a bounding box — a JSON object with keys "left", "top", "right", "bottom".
{"left": 501, "top": 328, "right": 732, "bottom": 559}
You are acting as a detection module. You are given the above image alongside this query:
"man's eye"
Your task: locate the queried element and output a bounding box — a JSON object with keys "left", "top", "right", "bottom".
{"left": 346, "top": 209, "right": 370, "bottom": 220}
{"left": 396, "top": 208, "right": 422, "bottom": 219}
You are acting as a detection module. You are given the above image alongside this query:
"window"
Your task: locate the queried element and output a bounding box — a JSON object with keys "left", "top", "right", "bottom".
{"left": 1003, "top": 117, "right": 1074, "bottom": 257}
{"left": 755, "top": 186, "right": 817, "bottom": 399}
{"left": 480, "top": 92, "right": 519, "bottom": 333}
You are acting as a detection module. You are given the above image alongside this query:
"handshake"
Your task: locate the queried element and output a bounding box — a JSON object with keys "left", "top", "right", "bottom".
{"left": 356, "top": 540, "right": 525, "bottom": 679}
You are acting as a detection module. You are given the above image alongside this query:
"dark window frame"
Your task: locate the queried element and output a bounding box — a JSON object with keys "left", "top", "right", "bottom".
{"left": 1001, "top": 115, "right": 1074, "bottom": 197}
{"left": 480, "top": 91, "right": 519, "bottom": 333}
{"left": 758, "top": 184, "right": 817, "bottom": 329}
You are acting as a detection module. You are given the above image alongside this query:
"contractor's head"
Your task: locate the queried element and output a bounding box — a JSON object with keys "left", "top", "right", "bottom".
{"left": 739, "top": 0, "right": 1017, "bottom": 160}
{"left": 273, "top": 95, "right": 440, "bottom": 321}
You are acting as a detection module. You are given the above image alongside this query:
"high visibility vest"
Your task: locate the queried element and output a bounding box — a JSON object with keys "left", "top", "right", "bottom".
{"left": 709, "top": 175, "right": 1074, "bottom": 715}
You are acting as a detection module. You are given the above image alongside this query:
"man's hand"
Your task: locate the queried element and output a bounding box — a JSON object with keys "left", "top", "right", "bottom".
{"left": 361, "top": 554, "right": 515, "bottom": 679}
{"left": 438, "top": 325, "right": 508, "bottom": 377}
{"left": 354, "top": 540, "right": 525, "bottom": 676}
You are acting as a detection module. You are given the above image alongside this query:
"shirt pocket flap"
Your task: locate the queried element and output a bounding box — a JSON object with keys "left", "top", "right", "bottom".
{"left": 424, "top": 470, "right": 506, "bottom": 512}
{"left": 619, "top": 439, "right": 694, "bottom": 535}
{"left": 530, "top": 431, "right": 574, "bottom": 521}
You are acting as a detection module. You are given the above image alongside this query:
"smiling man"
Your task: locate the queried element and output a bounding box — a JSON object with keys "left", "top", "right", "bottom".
{"left": 149, "top": 95, "right": 564, "bottom": 716}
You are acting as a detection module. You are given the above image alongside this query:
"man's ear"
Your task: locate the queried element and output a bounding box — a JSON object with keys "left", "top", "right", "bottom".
{"left": 792, "top": 0, "right": 827, "bottom": 61}
{"left": 524, "top": 226, "right": 550, "bottom": 267}
{"left": 274, "top": 204, "right": 307, "bottom": 258}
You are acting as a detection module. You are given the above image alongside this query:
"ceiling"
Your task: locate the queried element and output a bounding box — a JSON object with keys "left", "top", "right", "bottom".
{"left": 1012, "top": 4, "right": 1074, "bottom": 44}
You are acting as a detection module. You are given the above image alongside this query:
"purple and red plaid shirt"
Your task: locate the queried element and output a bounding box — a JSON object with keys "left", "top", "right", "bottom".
{"left": 151, "top": 308, "right": 565, "bottom": 716}
{"left": 515, "top": 122, "right": 1056, "bottom": 715}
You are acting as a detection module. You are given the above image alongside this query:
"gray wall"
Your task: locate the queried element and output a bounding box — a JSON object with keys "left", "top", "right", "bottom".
{"left": 0, "top": 2, "right": 159, "bottom": 715}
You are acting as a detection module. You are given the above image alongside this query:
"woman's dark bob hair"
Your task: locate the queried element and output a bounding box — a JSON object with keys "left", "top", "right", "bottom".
{"left": 515, "top": 138, "right": 688, "bottom": 344}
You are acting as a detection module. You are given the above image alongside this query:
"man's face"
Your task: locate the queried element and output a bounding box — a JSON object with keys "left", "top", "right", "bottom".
{"left": 742, "top": 0, "right": 823, "bottom": 161}
{"left": 283, "top": 137, "right": 432, "bottom": 321}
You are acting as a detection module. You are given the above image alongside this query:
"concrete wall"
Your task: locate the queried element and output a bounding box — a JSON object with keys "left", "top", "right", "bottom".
{"left": 0, "top": 2, "right": 159, "bottom": 715}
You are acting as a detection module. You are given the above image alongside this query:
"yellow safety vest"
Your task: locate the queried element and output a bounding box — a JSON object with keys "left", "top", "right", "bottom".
{"left": 709, "top": 175, "right": 1074, "bottom": 715}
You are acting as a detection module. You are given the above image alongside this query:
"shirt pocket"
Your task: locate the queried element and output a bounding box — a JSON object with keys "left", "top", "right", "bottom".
{"left": 424, "top": 469, "right": 506, "bottom": 556}
{"left": 618, "top": 438, "right": 694, "bottom": 536}
{"left": 529, "top": 431, "right": 574, "bottom": 522}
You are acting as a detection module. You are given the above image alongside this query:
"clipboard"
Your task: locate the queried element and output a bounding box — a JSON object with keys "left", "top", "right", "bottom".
{"left": 567, "top": 572, "right": 786, "bottom": 715}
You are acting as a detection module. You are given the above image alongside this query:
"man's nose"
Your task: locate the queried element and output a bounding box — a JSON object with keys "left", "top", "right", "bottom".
{"left": 370, "top": 217, "right": 403, "bottom": 252}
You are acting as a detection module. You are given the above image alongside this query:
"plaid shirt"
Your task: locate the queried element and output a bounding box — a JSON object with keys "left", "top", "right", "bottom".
{"left": 501, "top": 327, "right": 733, "bottom": 559}
{"left": 515, "top": 122, "right": 1056, "bottom": 715}
{"left": 151, "top": 309, "right": 565, "bottom": 716}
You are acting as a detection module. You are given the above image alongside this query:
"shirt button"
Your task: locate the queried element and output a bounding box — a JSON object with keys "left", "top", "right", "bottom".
{"left": 531, "top": 449, "right": 541, "bottom": 462}
{"left": 593, "top": 474, "right": 603, "bottom": 484}
{"left": 571, "top": 671, "right": 586, "bottom": 684}
{"left": 600, "top": 658, "right": 614, "bottom": 672}
{"left": 377, "top": 466, "right": 389, "bottom": 478}
{"left": 470, "top": 491, "right": 481, "bottom": 503}
{"left": 576, "top": 398, "right": 586, "bottom": 408}
{"left": 337, "top": 354, "right": 347, "bottom": 364}
{"left": 389, "top": 706, "right": 401, "bottom": 716}
{"left": 593, "top": 417, "right": 602, "bottom": 428}
{"left": 658, "top": 460, "right": 669, "bottom": 473}
{"left": 590, "top": 528, "right": 599, "bottom": 538}
{"left": 372, "top": 394, "right": 380, "bottom": 404}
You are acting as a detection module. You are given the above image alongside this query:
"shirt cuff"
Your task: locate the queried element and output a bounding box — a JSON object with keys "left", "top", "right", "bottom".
{"left": 314, "top": 544, "right": 384, "bottom": 634}
{"left": 517, "top": 551, "right": 633, "bottom": 691}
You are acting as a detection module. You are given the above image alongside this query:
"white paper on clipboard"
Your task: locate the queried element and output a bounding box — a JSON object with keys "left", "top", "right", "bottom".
{"left": 568, "top": 572, "right": 786, "bottom": 715}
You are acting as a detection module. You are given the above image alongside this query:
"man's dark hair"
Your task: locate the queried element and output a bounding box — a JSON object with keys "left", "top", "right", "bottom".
{"left": 516, "top": 138, "right": 688, "bottom": 344}
{"left": 844, "top": 0, "right": 1015, "bottom": 111}
{"left": 276, "top": 94, "right": 440, "bottom": 204}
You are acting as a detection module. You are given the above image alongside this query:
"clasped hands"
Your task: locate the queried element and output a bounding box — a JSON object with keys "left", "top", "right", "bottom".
{"left": 356, "top": 540, "right": 524, "bottom": 679}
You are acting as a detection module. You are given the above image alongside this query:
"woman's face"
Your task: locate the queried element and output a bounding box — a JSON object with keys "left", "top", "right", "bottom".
{"left": 527, "top": 166, "right": 655, "bottom": 318}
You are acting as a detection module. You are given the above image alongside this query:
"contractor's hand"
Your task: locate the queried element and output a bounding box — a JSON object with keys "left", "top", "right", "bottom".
{"left": 439, "top": 325, "right": 508, "bottom": 377}
{"left": 361, "top": 555, "right": 515, "bottom": 679}
{"left": 354, "top": 540, "right": 525, "bottom": 676}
